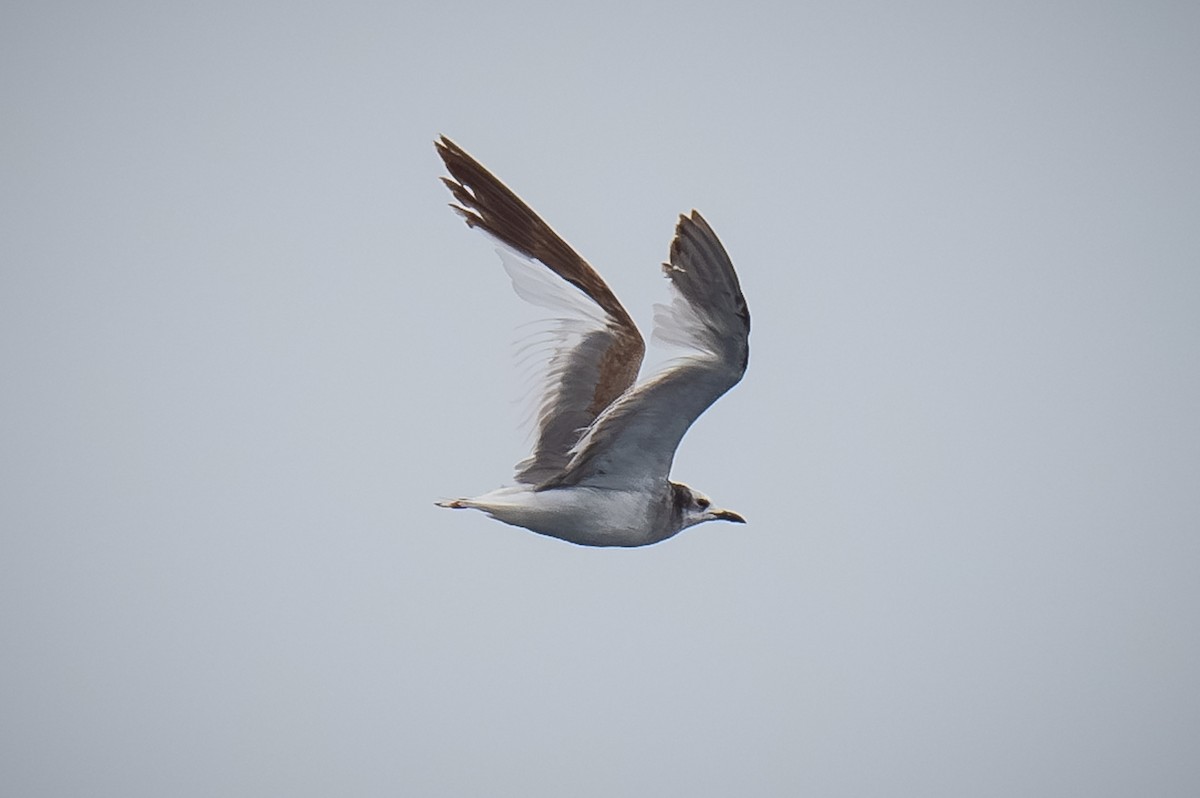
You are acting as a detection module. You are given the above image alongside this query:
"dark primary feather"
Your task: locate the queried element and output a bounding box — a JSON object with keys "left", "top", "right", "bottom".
{"left": 435, "top": 137, "right": 646, "bottom": 484}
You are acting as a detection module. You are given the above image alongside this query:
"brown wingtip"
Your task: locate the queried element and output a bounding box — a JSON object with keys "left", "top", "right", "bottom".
{"left": 433, "top": 136, "right": 642, "bottom": 333}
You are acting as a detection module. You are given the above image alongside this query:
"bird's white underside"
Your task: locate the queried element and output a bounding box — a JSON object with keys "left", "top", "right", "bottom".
{"left": 438, "top": 483, "right": 673, "bottom": 547}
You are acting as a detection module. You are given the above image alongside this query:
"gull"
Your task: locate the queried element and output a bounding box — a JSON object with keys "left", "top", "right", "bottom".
{"left": 434, "top": 136, "right": 750, "bottom": 547}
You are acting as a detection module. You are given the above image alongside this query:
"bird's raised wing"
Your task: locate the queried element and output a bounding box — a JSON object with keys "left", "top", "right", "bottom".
{"left": 545, "top": 211, "right": 749, "bottom": 490}
{"left": 436, "top": 136, "right": 646, "bottom": 485}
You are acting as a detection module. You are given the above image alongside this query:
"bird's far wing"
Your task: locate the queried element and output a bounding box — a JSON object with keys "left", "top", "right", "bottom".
{"left": 436, "top": 137, "right": 646, "bottom": 485}
{"left": 546, "top": 211, "right": 749, "bottom": 491}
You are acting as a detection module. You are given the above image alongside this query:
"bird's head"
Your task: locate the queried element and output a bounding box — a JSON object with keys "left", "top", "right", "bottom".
{"left": 671, "top": 482, "right": 746, "bottom": 531}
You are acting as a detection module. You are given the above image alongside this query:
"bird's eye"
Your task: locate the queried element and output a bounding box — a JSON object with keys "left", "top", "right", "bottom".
{"left": 696, "top": 497, "right": 710, "bottom": 509}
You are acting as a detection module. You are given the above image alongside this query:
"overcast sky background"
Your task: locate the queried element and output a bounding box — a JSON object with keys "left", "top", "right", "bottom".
{"left": 3, "top": 1, "right": 1199, "bottom": 795}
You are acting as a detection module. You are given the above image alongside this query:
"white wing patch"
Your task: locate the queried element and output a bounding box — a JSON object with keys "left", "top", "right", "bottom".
{"left": 496, "top": 245, "right": 608, "bottom": 324}
{"left": 651, "top": 285, "right": 721, "bottom": 357}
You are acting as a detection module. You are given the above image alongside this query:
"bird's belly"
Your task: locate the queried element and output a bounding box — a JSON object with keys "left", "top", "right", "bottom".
{"left": 473, "top": 485, "right": 669, "bottom": 547}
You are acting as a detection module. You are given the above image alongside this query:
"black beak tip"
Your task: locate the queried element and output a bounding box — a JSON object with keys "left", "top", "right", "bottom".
{"left": 716, "top": 510, "right": 746, "bottom": 524}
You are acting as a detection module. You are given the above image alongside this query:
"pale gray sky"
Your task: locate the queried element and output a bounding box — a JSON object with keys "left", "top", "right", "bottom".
{"left": 2, "top": 1, "right": 1198, "bottom": 795}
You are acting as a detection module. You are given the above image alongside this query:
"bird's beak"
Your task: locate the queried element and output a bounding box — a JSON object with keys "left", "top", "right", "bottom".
{"left": 712, "top": 509, "right": 746, "bottom": 524}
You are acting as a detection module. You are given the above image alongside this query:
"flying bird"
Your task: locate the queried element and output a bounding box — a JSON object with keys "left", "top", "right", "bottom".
{"left": 434, "top": 136, "right": 749, "bottom": 547}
